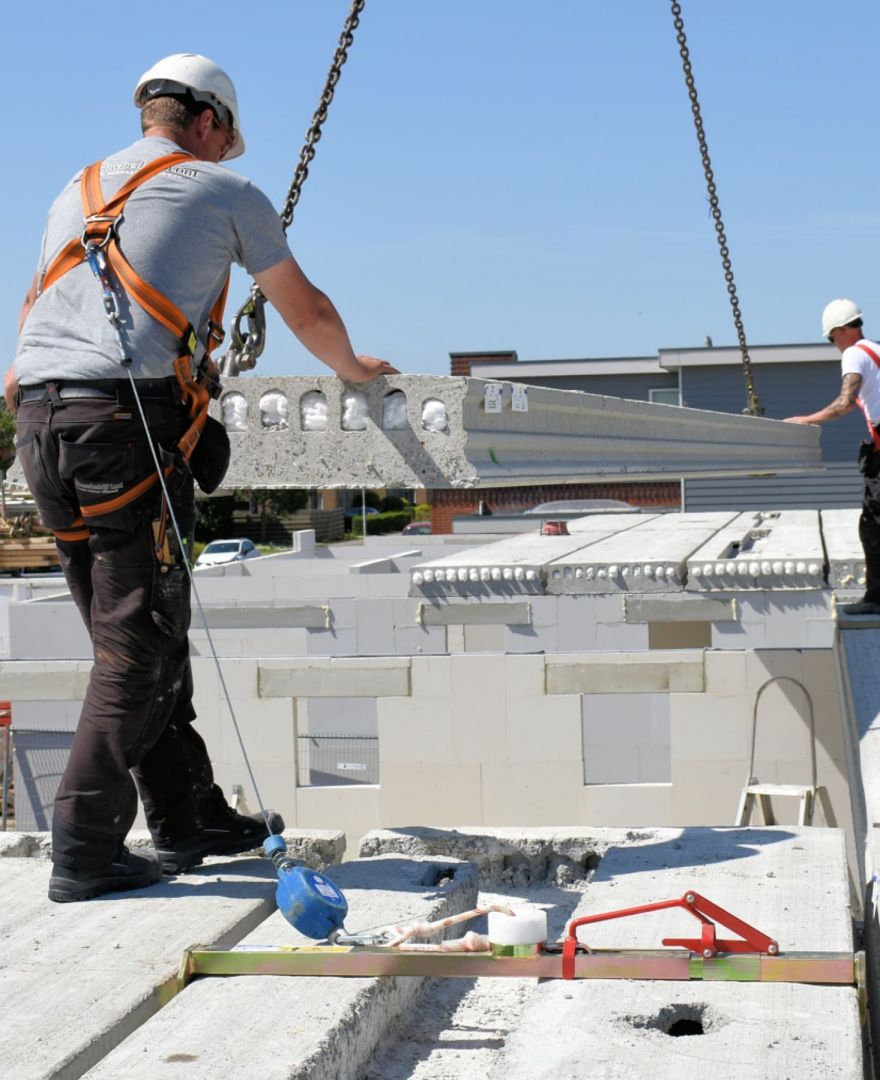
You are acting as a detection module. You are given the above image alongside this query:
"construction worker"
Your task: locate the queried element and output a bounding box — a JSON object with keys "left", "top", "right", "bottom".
{"left": 785, "top": 299, "right": 880, "bottom": 615}
{"left": 6, "top": 54, "right": 397, "bottom": 902}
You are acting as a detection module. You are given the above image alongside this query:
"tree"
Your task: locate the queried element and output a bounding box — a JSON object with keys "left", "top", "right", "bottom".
{"left": 194, "top": 494, "right": 236, "bottom": 541}
{"left": 240, "top": 488, "right": 309, "bottom": 543}
{"left": 0, "top": 404, "right": 16, "bottom": 470}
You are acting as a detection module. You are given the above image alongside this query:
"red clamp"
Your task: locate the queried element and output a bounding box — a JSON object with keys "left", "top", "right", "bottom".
{"left": 561, "top": 890, "right": 779, "bottom": 979}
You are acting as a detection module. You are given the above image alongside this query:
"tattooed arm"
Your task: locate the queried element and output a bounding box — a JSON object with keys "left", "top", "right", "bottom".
{"left": 785, "top": 372, "right": 862, "bottom": 424}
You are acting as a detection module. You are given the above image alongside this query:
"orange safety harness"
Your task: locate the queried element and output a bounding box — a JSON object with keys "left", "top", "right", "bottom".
{"left": 38, "top": 152, "right": 228, "bottom": 536}
{"left": 855, "top": 343, "right": 880, "bottom": 451}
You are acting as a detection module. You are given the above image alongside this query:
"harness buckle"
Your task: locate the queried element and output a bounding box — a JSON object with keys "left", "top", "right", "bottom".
{"left": 80, "top": 213, "right": 120, "bottom": 250}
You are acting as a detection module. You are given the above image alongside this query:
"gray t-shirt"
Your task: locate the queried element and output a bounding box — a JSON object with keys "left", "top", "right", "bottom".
{"left": 15, "top": 136, "right": 291, "bottom": 383}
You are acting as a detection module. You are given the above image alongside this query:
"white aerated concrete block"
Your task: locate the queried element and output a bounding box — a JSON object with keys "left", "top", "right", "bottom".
{"left": 480, "top": 760, "right": 586, "bottom": 823}
{"left": 379, "top": 761, "right": 484, "bottom": 824}
{"left": 378, "top": 696, "right": 455, "bottom": 764}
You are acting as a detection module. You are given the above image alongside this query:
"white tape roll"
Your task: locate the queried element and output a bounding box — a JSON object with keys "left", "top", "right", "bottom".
{"left": 487, "top": 909, "right": 548, "bottom": 946}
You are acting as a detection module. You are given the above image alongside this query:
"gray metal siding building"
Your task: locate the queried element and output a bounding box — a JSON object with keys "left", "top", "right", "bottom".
{"left": 465, "top": 343, "right": 865, "bottom": 512}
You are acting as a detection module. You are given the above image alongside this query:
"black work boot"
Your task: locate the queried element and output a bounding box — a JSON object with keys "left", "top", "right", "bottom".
{"left": 48, "top": 847, "right": 162, "bottom": 903}
{"left": 155, "top": 806, "right": 285, "bottom": 874}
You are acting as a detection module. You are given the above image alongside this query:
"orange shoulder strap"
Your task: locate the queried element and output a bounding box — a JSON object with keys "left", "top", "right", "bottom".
{"left": 855, "top": 343, "right": 880, "bottom": 450}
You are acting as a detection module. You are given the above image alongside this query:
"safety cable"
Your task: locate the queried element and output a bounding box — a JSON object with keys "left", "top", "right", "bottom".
{"left": 83, "top": 240, "right": 275, "bottom": 836}
{"left": 670, "top": 0, "right": 764, "bottom": 417}
{"left": 223, "top": 0, "right": 367, "bottom": 376}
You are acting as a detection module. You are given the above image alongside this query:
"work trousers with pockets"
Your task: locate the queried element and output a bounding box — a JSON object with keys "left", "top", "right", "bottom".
{"left": 859, "top": 438, "right": 880, "bottom": 602}
{"left": 15, "top": 385, "right": 224, "bottom": 869}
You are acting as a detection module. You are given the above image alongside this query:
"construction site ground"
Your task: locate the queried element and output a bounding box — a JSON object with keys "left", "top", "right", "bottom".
{"left": 0, "top": 825, "right": 862, "bottom": 1080}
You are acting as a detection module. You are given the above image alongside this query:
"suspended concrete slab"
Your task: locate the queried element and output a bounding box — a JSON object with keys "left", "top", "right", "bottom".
{"left": 212, "top": 375, "right": 822, "bottom": 490}
{"left": 685, "top": 510, "right": 826, "bottom": 592}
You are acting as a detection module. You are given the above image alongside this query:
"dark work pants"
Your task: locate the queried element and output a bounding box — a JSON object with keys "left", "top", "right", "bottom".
{"left": 859, "top": 439, "right": 880, "bottom": 603}
{"left": 15, "top": 389, "right": 223, "bottom": 869}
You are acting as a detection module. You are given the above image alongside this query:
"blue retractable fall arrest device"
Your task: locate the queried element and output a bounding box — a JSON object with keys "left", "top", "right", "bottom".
{"left": 263, "top": 834, "right": 348, "bottom": 939}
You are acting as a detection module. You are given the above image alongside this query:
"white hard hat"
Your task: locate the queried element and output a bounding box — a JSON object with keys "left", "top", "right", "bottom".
{"left": 134, "top": 53, "right": 245, "bottom": 160}
{"left": 821, "top": 298, "right": 863, "bottom": 338}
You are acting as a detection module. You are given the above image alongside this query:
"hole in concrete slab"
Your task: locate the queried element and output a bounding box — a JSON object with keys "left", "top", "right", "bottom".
{"left": 260, "top": 391, "right": 289, "bottom": 430}
{"left": 221, "top": 392, "right": 247, "bottom": 431}
{"left": 341, "top": 390, "right": 368, "bottom": 431}
{"left": 668, "top": 1018, "right": 704, "bottom": 1037}
{"left": 300, "top": 390, "right": 327, "bottom": 431}
{"left": 423, "top": 864, "right": 457, "bottom": 887}
{"left": 382, "top": 390, "right": 408, "bottom": 430}
{"left": 628, "top": 1003, "right": 712, "bottom": 1037}
{"left": 421, "top": 398, "right": 448, "bottom": 432}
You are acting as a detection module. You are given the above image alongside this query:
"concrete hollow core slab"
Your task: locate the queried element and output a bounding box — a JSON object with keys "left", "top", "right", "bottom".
{"left": 0, "top": 826, "right": 859, "bottom": 1080}
{"left": 211, "top": 375, "right": 821, "bottom": 490}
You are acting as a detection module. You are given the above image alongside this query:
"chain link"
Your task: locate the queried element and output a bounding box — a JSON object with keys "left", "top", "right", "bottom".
{"left": 670, "top": 0, "right": 763, "bottom": 416}
{"left": 222, "top": 0, "right": 366, "bottom": 376}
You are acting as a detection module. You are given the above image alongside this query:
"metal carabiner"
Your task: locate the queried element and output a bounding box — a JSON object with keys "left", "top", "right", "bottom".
{"left": 224, "top": 285, "right": 268, "bottom": 375}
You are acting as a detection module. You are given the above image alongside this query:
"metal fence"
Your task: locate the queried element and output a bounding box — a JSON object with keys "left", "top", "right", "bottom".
{"left": 297, "top": 734, "right": 379, "bottom": 787}
{"left": 10, "top": 729, "right": 75, "bottom": 831}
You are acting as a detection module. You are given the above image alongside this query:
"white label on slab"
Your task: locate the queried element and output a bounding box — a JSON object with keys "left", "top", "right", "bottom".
{"left": 337, "top": 762, "right": 367, "bottom": 771}
{"left": 512, "top": 385, "right": 528, "bottom": 412}
{"left": 484, "top": 384, "right": 503, "bottom": 413}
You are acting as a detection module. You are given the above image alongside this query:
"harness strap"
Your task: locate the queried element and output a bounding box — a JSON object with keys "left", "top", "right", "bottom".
{"left": 856, "top": 344, "right": 880, "bottom": 451}
{"left": 36, "top": 153, "right": 231, "bottom": 522}
{"left": 52, "top": 515, "right": 90, "bottom": 543}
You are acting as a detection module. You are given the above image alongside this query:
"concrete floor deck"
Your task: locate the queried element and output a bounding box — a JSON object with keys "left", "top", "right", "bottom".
{"left": 0, "top": 826, "right": 861, "bottom": 1080}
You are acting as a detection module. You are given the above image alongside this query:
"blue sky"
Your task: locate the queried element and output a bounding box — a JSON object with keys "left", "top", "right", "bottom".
{"left": 3, "top": 1, "right": 879, "bottom": 381}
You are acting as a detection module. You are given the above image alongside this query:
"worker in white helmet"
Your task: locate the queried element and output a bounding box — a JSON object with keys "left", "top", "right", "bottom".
{"left": 6, "top": 54, "right": 397, "bottom": 903}
{"left": 786, "top": 299, "right": 880, "bottom": 615}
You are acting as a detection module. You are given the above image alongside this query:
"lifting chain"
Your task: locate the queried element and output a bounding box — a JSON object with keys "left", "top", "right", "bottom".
{"left": 670, "top": 0, "right": 764, "bottom": 416}
{"left": 222, "top": 0, "right": 367, "bottom": 376}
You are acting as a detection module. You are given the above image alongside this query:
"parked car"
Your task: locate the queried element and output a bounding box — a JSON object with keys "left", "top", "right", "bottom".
{"left": 402, "top": 522, "right": 432, "bottom": 536}
{"left": 195, "top": 538, "right": 260, "bottom": 568}
{"left": 344, "top": 505, "right": 382, "bottom": 529}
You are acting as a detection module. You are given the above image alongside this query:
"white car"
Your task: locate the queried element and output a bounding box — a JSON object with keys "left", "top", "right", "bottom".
{"left": 195, "top": 538, "right": 261, "bottom": 568}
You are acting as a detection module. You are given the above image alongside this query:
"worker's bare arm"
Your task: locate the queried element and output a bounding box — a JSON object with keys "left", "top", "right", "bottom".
{"left": 4, "top": 368, "right": 17, "bottom": 413}
{"left": 254, "top": 257, "right": 398, "bottom": 382}
{"left": 784, "top": 373, "right": 862, "bottom": 424}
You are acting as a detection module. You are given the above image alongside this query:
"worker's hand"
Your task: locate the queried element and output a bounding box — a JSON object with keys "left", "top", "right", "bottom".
{"left": 783, "top": 416, "right": 809, "bottom": 424}
{"left": 347, "top": 355, "right": 400, "bottom": 383}
{"left": 4, "top": 368, "right": 18, "bottom": 415}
